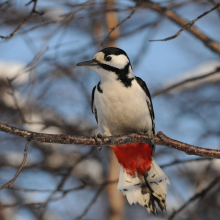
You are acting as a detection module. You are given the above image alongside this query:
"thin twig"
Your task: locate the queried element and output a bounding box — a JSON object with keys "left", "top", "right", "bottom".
{"left": 0, "top": 135, "right": 32, "bottom": 190}
{"left": 75, "top": 185, "right": 106, "bottom": 220}
{"left": 168, "top": 176, "right": 220, "bottom": 220}
{"left": 10, "top": 180, "right": 118, "bottom": 193}
{"left": 0, "top": 180, "right": 118, "bottom": 209}
{"left": 0, "top": 0, "right": 43, "bottom": 40}
{"left": 160, "top": 158, "right": 212, "bottom": 169}
{"left": 138, "top": 0, "right": 220, "bottom": 55}
{"left": 196, "top": 160, "right": 213, "bottom": 193}
{"left": 6, "top": 78, "right": 27, "bottom": 123}
{"left": 100, "top": 0, "right": 141, "bottom": 46}
{"left": 208, "top": 0, "right": 220, "bottom": 17}
{"left": 150, "top": 4, "right": 220, "bottom": 42}
{"left": 39, "top": 148, "right": 94, "bottom": 219}
{"left": 152, "top": 66, "right": 220, "bottom": 97}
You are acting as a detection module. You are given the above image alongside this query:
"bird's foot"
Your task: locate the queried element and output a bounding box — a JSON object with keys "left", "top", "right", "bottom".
{"left": 145, "top": 130, "right": 155, "bottom": 145}
{"left": 94, "top": 133, "right": 104, "bottom": 151}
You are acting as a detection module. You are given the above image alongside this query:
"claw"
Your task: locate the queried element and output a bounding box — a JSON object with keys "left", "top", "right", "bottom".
{"left": 146, "top": 130, "right": 155, "bottom": 145}
{"left": 94, "top": 133, "right": 104, "bottom": 151}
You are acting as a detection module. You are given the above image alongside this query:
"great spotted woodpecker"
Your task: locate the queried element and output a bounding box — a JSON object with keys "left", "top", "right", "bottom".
{"left": 77, "top": 47, "right": 170, "bottom": 214}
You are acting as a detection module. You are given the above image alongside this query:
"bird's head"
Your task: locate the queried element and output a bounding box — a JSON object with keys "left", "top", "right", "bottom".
{"left": 76, "top": 47, "right": 134, "bottom": 83}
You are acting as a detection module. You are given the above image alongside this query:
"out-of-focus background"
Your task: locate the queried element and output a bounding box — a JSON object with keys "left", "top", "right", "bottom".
{"left": 0, "top": 0, "right": 220, "bottom": 220}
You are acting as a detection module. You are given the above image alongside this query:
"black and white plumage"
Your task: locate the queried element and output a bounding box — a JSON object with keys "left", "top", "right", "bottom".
{"left": 77, "top": 47, "right": 170, "bottom": 214}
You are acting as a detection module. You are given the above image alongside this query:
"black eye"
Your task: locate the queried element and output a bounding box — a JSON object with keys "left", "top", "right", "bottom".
{"left": 105, "top": 56, "right": 112, "bottom": 62}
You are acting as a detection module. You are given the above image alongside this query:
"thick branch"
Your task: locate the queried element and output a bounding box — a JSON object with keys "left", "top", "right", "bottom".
{"left": 0, "top": 122, "right": 220, "bottom": 159}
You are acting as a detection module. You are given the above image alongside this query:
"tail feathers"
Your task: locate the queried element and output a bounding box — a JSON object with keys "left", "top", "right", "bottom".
{"left": 146, "top": 158, "right": 170, "bottom": 210}
{"left": 117, "top": 157, "right": 170, "bottom": 214}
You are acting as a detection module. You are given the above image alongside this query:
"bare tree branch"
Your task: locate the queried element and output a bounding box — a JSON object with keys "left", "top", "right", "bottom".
{"left": 0, "top": 0, "right": 43, "bottom": 40}
{"left": 39, "top": 148, "right": 94, "bottom": 219}
{"left": 0, "top": 180, "right": 117, "bottom": 209}
{"left": 168, "top": 176, "right": 220, "bottom": 220}
{"left": 152, "top": 66, "right": 220, "bottom": 97}
{"left": 0, "top": 122, "right": 220, "bottom": 159}
{"left": 149, "top": 4, "right": 220, "bottom": 42}
{"left": 101, "top": 0, "right": 141, "bottom": 46}
{"left": 160, "top": 158, "right": 212, "bottom": 169}
{"left": 0, "top": 134, "right": 32, "bottom": 190}
{"left": 6, "top": 78, "right": 27, "bottom": 123}
{"left": 75, "top": 185, "right": 105, "bottom": 220}
{"left": 10, "top": 180, "right": 118, "bottom": 193}
{"left": 137, "top": 0, "right": 220, "bottom": 55}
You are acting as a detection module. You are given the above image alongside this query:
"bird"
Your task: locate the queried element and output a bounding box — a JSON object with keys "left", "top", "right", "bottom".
{"left": 76, "top": 47, "right": 170, "bottom": 214}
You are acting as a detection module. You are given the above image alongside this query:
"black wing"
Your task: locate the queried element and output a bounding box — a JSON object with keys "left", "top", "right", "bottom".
{"left": 91, "top": 86, "right": 98, "bottom": 123}
{"left": 136, "top": 76, "right": 155, "bottom": 135}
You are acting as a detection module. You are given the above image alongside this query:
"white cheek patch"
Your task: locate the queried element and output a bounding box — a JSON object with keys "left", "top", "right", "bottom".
{"left": 111, "top": 54, "right": 129, "bottom": 69}
{"left": 94, "top": 52, "right": 104, "bottom": 63}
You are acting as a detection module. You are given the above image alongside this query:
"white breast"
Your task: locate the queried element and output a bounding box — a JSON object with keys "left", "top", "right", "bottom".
{"left": 94, "top": 79, "right": 152, "bottom": 136}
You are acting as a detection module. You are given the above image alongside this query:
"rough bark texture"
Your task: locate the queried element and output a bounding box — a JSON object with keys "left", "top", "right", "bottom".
{"left": 1, "top": 122, "right": 220, "bottom": 159}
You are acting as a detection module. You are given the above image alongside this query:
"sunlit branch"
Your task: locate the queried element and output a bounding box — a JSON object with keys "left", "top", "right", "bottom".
{"left": 0, "top": 122, "right": 220, "bottom": 159}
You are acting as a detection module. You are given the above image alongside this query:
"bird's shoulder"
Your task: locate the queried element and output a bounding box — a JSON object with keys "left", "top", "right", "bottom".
{"left": 135, "top": 77, "right": 151, "bottom": 100}
{"left": 135, "top": 76, "right": 155, "bottom": 130}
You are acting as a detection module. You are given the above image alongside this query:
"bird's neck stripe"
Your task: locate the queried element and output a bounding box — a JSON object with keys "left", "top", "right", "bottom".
{"left": 99, "top": 63, "right": 134, "bottom": 87}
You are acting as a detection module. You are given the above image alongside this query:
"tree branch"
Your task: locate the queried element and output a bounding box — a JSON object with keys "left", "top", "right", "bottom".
{"left": 160, "top": 158, "right": 212, "bottom": 169}
{"left": 152, "top": 66, "right": 220, "bottom": 97}
{"left": 100, "top": 0, "right": 141, "bottom": 46}
{"left": 149, "top": 4, "right": 220, "bottom": 42}
{"left": 137, "top": 1, "right": 220, "bottom": 55}
{"left": 39, "top": 148, "right": 94, "bottom": 219}
{"left": 168, "top": 176, "right": 220, "bottom": 220}
{"left": 75, "top": 185, "right": 105, "bottom": 220}
{"left": 0, "top": 122, "right": 220, "bottom": 159}
{"left": 0, "top": 135, "right": 32, "bottom": 190}
{"left": 0, "top": 0, "right": 43, "bottom": 40}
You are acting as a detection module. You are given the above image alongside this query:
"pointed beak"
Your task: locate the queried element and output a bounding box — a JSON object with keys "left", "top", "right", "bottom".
{"left": 76, "top": 59, "right": 99, "bottom": 67}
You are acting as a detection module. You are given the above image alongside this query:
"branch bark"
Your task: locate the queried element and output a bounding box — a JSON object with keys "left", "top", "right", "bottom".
{"left": 1, "top": 122, "right": 220, "bottom": 159}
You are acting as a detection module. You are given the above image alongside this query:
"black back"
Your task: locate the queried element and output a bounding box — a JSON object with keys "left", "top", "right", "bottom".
{"left": 136, "top": 76, "right": 155, "bottom": 135}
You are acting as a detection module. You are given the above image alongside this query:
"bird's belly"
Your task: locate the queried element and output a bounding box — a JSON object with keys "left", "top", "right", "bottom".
{"left": 96, "top": 93, "right": 152, "bottom": 136}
